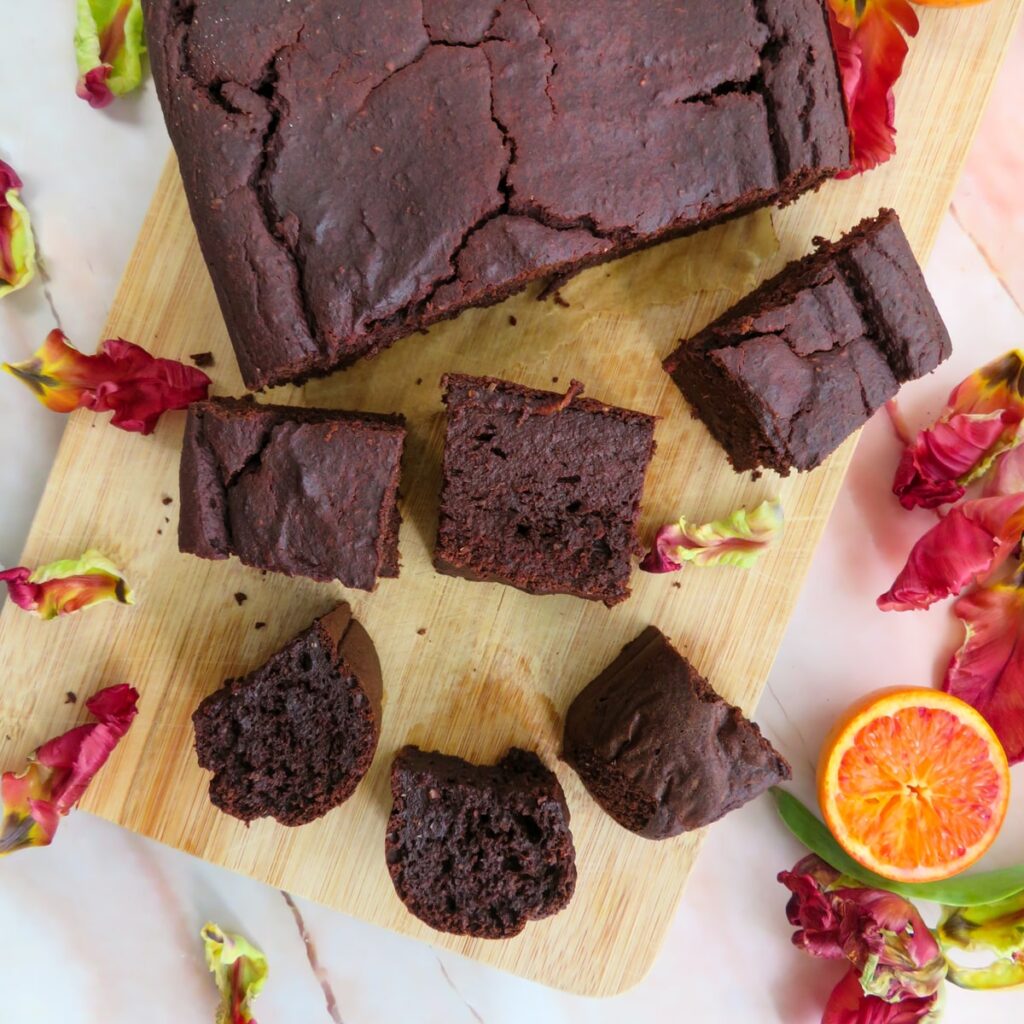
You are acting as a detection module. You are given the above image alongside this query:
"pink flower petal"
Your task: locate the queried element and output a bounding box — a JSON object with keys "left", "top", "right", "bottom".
{"left": 878, "top": 494, "right": 1024, "bottom": 611}
{"left": 944, "top": 575, "right": 1024, "bottom": 764}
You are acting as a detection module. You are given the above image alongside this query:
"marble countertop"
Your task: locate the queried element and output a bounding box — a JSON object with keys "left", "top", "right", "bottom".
{"left": 2, "top": 8, "right": 1023, "bottom": 1022}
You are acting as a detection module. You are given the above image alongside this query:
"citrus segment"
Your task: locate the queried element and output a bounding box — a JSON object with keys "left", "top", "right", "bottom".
{"left": 818, "top": 688, "right": 1010, "bottom": 883}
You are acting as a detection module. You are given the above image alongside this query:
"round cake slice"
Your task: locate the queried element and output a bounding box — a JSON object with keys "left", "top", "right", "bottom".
{"left": 563, "top": 625, "right": 791, "bottom": 839}
{"left": 193, "top": 603, "right": 382, "bottom": 826}
{"left": 385, "top": 746, "right": 577, "bottom": 939}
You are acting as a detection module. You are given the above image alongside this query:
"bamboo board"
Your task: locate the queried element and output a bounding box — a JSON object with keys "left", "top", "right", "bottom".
{"left": 1, "top": 3, "right": 1020, "bottom": 996}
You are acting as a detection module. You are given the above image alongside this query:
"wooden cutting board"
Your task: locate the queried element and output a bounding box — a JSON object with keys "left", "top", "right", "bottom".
{"left": 1, "top": 3, "right": 1019, "bottom": 996}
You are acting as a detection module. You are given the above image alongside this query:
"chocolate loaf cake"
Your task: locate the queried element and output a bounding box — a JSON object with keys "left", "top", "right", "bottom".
{"left": 663, "top": 209, "right": 952, "bottom": 475}
{"left": 563, "top": 626, "right": 791, "bottom": 839}
{"left": 144, "top": 0, "right": 849, "bottom": 389}
{"left": 193, "top": 604, "right": 383, "bottom": 825}
{"left": 434, "top": 374, "right": 657, "bottom": 606}
{"left": 385, "top": 746, "right": 576, "bottom": 938}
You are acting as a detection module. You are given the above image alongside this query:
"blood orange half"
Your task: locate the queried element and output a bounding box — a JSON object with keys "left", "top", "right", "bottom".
{"left": 818, "top": 688, "right": 1010, "bottom": 883}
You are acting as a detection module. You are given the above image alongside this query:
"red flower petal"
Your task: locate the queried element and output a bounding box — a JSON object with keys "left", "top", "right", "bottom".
{"left": 944, "top": 573, "right": 1024, "bottom": 765}
{"left": 76, "top": 64, "right": 115, "bottom": 109}
{"left": 35, "top": 684, "right": 139, "bottom": 814}
{"left": 0, "top": 684, "right": 138, "bottom": 856}
{"left": 3, "top": 330, "right": 210, "bottom": 434}
{"left": 878, "top": 494, "right": 1024, "bottom": 611}
{"left": 0, "top": 551, "right": 133, "bottom": 619}
{"left": 828, "top": 0, "right": 919, "bottom": 178}
{"left": 823, "top": 970, "right": 941, "bottom": 1024}
{"left": 0, "top": 157, "right": 36, "bottom": 296}
{"left": 893, "top": 351, "right": 1024, "bottom": 509}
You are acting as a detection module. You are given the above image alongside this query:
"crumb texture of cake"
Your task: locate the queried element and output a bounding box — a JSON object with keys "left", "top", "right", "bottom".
{"left": 178, "top": 396, "right": 405, "bottom": 590}
{"left": 192, "top": 604, "right": 383, "bottom": 826}
{"left": 143, "top": 0, "right": 849, "bottom": 389}
{"left": 385, "top": 745, "right": 577, "bottom": 938}
{"left": 664, "top": 209, "right": 952, "bottom": 474}
{"left": 562, "top": 626, "right": 791, "bottom": 839}
{"left": 433, "top": 374, "right": 657, "bottom": 606}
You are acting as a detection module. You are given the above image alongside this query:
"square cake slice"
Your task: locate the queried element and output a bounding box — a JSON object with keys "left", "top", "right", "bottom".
{"left": 434, "top": 374, "right": 657, "bottom": 606}
{"left": 663, "top": 209, "right": 952, "bottom": 475}
{"left": 179, "top": 396, "right": 405, "bottom": 590}
{"left": 143, "top": 0, "right": 849, "bottom": 389}
{"left": 562, "top": 626, "right": 791, "bottom": 839}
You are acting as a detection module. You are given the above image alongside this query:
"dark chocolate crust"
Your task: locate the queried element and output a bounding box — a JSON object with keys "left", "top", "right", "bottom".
{"left": 179, "top": 396, "right": 405, "bottom": 590}
{"left": 434, "top": 374, "right": 657, "bottom": 606}
{"left": 143, "top": 0, "right": 849, "bottom": 390}
{"left": 385, "top": 745, "right": 576, "bottom": 938}
{"left": 193, "top": 604, "right": 383, "bottom": 826}
{"left": 562, "top": 626, "right": 791, "bottom": 839}
{"left": 664, "top": 209, "right": 952, "bottom": 474}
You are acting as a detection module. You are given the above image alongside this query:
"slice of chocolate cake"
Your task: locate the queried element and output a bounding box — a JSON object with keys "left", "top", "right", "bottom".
{"left": 663, "top": 209, "right": 952, "bottom": 474}
{"left": 563, "top": 626, "right": 790, "bottom": 839}
{"left": 434, "top": 374, "right": 657, "bottom": 606}
{"left": 385, "top": 746, "right": 576, "bottom": 938}
{"left": 193, "top": 604, "right": 382, "bottom": 826}
{"left": 179, "top": 396, "right": 406, "bottom": 590}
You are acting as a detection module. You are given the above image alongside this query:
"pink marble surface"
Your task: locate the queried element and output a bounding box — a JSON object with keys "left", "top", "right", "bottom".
{"left": 1, "top": 8, "right": 1023, "bottom": 1022}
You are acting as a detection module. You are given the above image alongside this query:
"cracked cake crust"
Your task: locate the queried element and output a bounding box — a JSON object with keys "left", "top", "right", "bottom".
{"left": 143, "top": 0, "right": 850, "bottom": 390}
{"left": 179, "top": 396, "right": 406, "bottom": 589}
{"left": 663, "top": 209, "right": 953, "bottom": 475}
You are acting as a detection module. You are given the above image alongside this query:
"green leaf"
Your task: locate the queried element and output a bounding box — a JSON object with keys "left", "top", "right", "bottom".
{"left": 772, "top": 788, "right": 1024, "bottom": 907}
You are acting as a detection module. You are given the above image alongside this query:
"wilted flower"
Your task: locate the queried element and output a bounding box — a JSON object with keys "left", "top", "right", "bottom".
{"left": 75, "top": 0, "right": 146, "bottom": 108}
{"left": 640, "top": 498, "right": 783, "bottom": 573}
{"left": 893, "top": 351, "right": 1024, "bottom": 509}
{"left": 3, "top": 329, "right": 210, "bottom": 434}
{"left": 0, "top": 550, "right": 133, "bottom": 619}
{"left": 0, "top": 159, "right": 36, "bottom": 297}
{"left": 0, "top": 685, "right": 139, "bottom": 855}
{"left": 202, "top": 922, "right": 269, "bottom": 1024}
{"left": 780, "top": 854, "right": 947, "bottom": 1023}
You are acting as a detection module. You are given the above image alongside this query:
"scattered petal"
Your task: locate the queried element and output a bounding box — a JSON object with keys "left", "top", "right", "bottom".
{"left": 823, "top": 969, "right": 943, "bottom": 1024}
{"left": 640, "top": 498, "right": 783, "bottom": 572}
{"left": 937, "top": 890, "right": 1024, "bottom": 990}
{"left": 943, "top": 567, "right": 1024, "bottom": 764}
{"left": 827, "top": 0, "right": 919, "bottom": 178}
{"left": 877, "top": 494, "right": 1024, "bottom": 611}
{"left": 0, "top": 159, "right": 37, "bottom": 298}
{"left": 0, "top": 550, "right": 133, "bottom": 620}
{"left": 893, "top": 351, "right": 1024, "bottom": 509}
{"left": 3, "top": 329, "right": 210, "bottom": 434}
{"left": 983, "top": 442, "right": 1024, "bottom": 497}
{"left": 75, "top": 0, "right": 146, "bottom": 108}
{"left": 0, "top": 684, "right": 138, "bottom": 855}
{"left": 202, "top": 922, "right": 268, "bottom": 1024}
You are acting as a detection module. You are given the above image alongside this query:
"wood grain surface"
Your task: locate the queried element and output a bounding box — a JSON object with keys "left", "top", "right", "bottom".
{"left": 1, "top": 3, "right": 1020, "bottom": 996}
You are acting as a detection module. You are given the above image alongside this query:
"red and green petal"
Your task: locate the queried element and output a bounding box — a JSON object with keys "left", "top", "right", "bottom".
{"left": 0, "top": 685, "right": 138, "bottom": 856}
{"left": 3, "top": 330, "right": 211, "bottom": 434}
{"left": 822, "top": 970, "right": 943, "bottom": 1024}
{"left": 828, "top": 0, "right": 919, "bottom": 178}
{"left": 0, "top": 159, "right": 37, "bottom": 297}
{"left": 75, "top": 0, "right": 146, "bottom": 108}
{"left": 878, "top": 493, "right": 1024, "bottom": 611}
{"left": 641, "top": 499, "right": 783, "bottom": 573}
{"left": 893, "top": 350, "right": 1024, "bottom": 509}
{"left": 0, "top": 550, "right": 133, "bottom": 620}
{"left": 943, "top": 568, "right": 1024, "bottom": 764}
{"left": 201, "top": 923, "right": 269, "bottom": 1024}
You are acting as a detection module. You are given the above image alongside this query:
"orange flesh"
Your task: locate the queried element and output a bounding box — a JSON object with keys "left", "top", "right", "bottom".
{"left": 834, "top": 706, "right": 1004, "bottom": 871}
